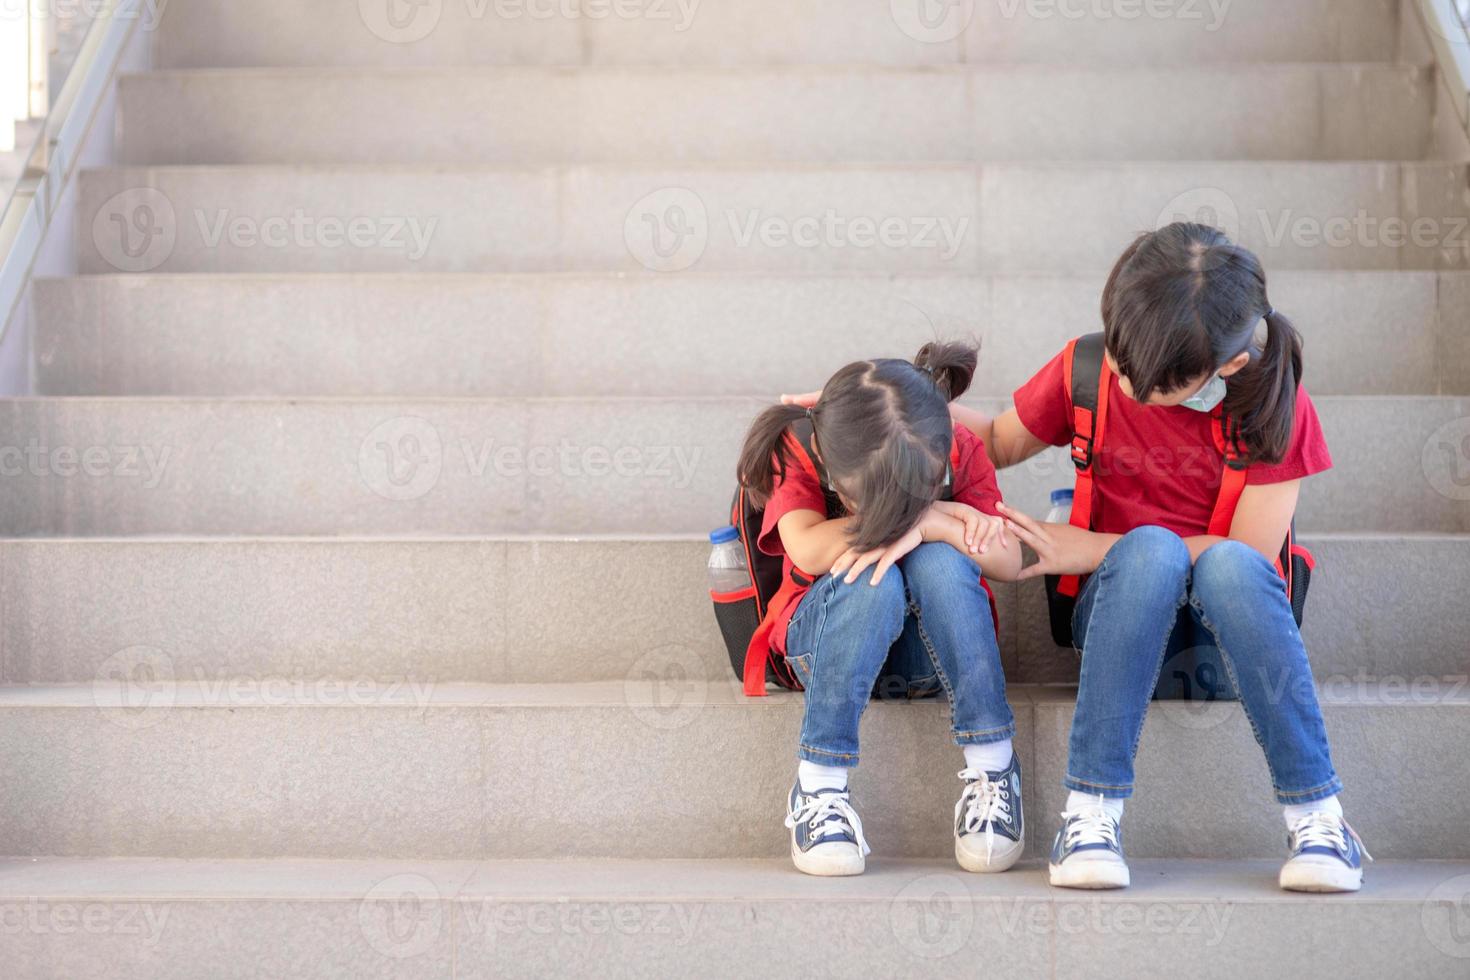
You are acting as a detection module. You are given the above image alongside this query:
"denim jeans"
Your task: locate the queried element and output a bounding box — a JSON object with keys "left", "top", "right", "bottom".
{"left": 1065, "top": 525, "right": 1342, "bottom": 805}
{"left": 783, "top": 542, "right": 1014, "bottom": 767}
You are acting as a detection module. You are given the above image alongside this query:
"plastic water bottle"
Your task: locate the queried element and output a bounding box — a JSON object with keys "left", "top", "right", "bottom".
{"left": 708, "top": 526, "right": 751, "bottom": 594}
{"left": 1045, "top": 488, "right": 1074, "bottom": 526}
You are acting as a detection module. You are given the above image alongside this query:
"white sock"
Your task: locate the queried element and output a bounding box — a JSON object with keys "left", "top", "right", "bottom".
{"left": 1066, "top": 790, "right": 1124, "bottom": 822}
{"left": 797, "top": 760, "right": 848, "bottom": 794}
{"left": 962, "top": 739, "right": 1014, "bottom": 774}
{"left": 1284, "top": 795, "right": 1343, "bottom": 828}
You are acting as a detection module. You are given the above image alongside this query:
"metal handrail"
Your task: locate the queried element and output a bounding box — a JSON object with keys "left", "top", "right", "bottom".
{"left": 0, "top": 0, "right": 143, "bottom": 341}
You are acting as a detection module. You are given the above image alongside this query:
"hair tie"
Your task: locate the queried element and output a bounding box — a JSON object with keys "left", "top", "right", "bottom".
{"left": 1264, "top": 307, "right": 1276, "bottom": 320}
{"left": 805, "top": 407, "right": 816, "bottom": 423}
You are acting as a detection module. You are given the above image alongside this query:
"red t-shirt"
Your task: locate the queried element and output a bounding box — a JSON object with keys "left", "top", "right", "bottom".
{"left": 757, "top": 423, "right": 1003, "bottom": 654}
{"left": 1012, "top": 345, "right": 1333, "bottom": 537}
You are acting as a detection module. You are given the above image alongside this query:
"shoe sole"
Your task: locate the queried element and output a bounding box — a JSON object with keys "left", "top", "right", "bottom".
{"left": 790, "top": 838, "right": 865, "bottom": 877}
{"left": 1279, "top": 857, "right": 1363, "bottom": 893}
{"left": 1048, "top": 857, "right": 1130, "bottom": 889}
{"left": 956, "top": 836, "right": 1024, "bottom": 874}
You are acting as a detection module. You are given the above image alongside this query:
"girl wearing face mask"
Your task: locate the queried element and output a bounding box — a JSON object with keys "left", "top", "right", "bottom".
{"left": 954, "top": 223, "right": 1364, "bottom": 894}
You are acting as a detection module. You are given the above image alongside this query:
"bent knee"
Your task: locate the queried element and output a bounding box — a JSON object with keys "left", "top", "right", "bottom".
{"left": 1104, "top": 525, "right": 1191, "bottom": 581}
{"left": 826, "top": 561, "right": 908, "bottom": 615}
{"left": 900, "top": 541, "right": 976, "bottom": 591}
{"left": 1192, "top": 539, "right": 1273, "bottom": 598}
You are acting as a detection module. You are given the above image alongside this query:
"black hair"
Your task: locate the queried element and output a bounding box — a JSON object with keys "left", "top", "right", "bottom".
{"left": 1101, "top": 222, "right": 1302, "bottom": 463}
{"left": 737, "top": 341, "right": 978, "bottom": 552}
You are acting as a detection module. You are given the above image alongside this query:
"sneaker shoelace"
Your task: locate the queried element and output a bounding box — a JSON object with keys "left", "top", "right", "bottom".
{"left": 957, "top": 768, "right": 1012, "bottom": 862}
{"left": 1059, "top": 804, "right": 1120, "bottom": 853}
{"left": 785, "top": 790, "right": 871, "bottom": 857}
{"left": 1288, "top": 812, "right": 1373, "bottom": 862}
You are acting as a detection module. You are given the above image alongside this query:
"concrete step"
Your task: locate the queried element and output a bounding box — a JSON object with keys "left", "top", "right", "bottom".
{"left": 74, "top": 163, "right": 1470, "bottom": 275}
{"left": 0, "top": 396, "right": 1465, "bottom": 536}
{"left": 31, "top": 272, "right": 1470, "bottom": 398}
{"left": 116, "top": 65, "right": 1436, "bottom": 165}
{"left": 150, "top": 0, "right": 1404, "bottom": 69}
{"left": 0, "top": 682, "right": 1465, "bottom": 860}
{"left": 2, "top": 856, "right": 1466, "bottom": 979}
{"left": 0, "top": 535, "right": 1464, "bottom": 686}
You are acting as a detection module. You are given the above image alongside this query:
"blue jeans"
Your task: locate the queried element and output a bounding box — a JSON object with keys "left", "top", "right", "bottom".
{"left": 1066, "top": 525, "right": 1342, "bottom": 804}
{"left": 783, "top": 542, "right": 1014, "bottom": 767}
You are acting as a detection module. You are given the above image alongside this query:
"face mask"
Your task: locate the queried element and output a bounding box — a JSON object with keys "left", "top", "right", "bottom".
{"left": 1180, "top": 372, "right": 1227, "bottom": 413}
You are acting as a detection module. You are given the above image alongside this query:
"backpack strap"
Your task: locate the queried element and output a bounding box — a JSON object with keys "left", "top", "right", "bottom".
{"left": 1206, "top": 407, "right": 1248, "bottom": 538}
{"left": 1057, "top": 333, "right": 1110, "bottom": 600}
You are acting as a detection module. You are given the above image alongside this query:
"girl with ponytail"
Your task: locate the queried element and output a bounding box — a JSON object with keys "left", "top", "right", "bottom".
{"left": 740, "top": 341, "right": 1023, "bottom": 878}
{"left": 951, "top": 223, "right": 1362, "bottom": 894}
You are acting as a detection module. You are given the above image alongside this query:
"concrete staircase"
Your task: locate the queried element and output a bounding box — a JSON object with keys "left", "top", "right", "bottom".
{"left": 4, "top": 0, "right": 1470, "bottom": 976}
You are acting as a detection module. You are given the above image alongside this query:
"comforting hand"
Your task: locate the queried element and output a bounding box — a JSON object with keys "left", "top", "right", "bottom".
{"left": 780, "top": 390, "right": 822, "bottom": 408}
{"left": 997, "top": 502, "right": 1104, "bottom": 581}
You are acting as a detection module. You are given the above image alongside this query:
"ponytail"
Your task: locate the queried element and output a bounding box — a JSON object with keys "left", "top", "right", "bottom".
{"left": 736, "top": 402, "right": 809, "bottom": 504}
{"left": 1223, "top": 307, "right": 1302, "bottom": 464}
{"left": 913, "top": 340, "right": 978, "bottom": 402}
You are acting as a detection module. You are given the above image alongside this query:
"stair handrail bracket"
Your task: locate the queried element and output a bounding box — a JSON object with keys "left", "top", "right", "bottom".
{"left": 0, "top": 0, "right": 144, "bottom": 340}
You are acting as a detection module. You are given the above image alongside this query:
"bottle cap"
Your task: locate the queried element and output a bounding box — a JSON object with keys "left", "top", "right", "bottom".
{"left": 709, "top": 526, "right": 740, "bottom": 544}
{"left": 1050, "top": 488, "right": 1075, "bottom": 507}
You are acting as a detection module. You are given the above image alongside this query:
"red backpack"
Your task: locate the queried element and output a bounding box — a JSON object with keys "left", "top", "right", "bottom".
{"left": 1042, "top": 332, "right": 1315, "bottom": 647}
{"left": 713, "top": 417, "right": 997, "bottom": 696}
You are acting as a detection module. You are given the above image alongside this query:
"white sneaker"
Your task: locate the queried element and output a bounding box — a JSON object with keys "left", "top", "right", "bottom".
{"left": 954, "top": 753, "right": 1024, "bottom": 873}
{"left": 784, "top": 781, "right": 869, "bottom": 877}
{"left": 1280, "top": 812, "right": 1369, "bottom": 893}
{"left": 1048, "top": 800, "right": 1129, "bottom": 889}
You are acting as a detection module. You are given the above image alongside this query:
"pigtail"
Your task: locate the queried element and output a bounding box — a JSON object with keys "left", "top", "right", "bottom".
{"left": 737, "top": 403, "right": 810, "bottom": 504}
{"left": 1224, "top": 307, "right": 1302, "bottom": 464}
{"left": 913, "top": 340, "right": 979, "bottom": 402}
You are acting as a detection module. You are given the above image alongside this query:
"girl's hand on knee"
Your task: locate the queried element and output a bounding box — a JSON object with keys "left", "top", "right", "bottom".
{"left": 932, "top": 501, "right": 1008, "bottom": 555}
{"left": 832, "top": 525, "right": 923, "bottom": 586}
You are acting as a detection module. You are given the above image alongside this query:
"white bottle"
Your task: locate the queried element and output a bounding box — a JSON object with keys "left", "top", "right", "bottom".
{"left": 708, "top": 526, "right": 751, "bottom": 594}
{"left": 1045, "top": 488, "right": 1074, "bottom": 526}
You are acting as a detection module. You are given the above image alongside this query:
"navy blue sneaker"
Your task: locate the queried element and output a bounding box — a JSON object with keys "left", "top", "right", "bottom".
{"left": 954, "top": 754, "right": 1024, "bottom": 873}
{"left": 1280, "top": 812, "right": 1370, "bottom": 892}
{"left": 784, "top": 781, "right": 869, "bottom": 877}
{"left": 1048, "top": 799, "right": 1129, "bottom": 889}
